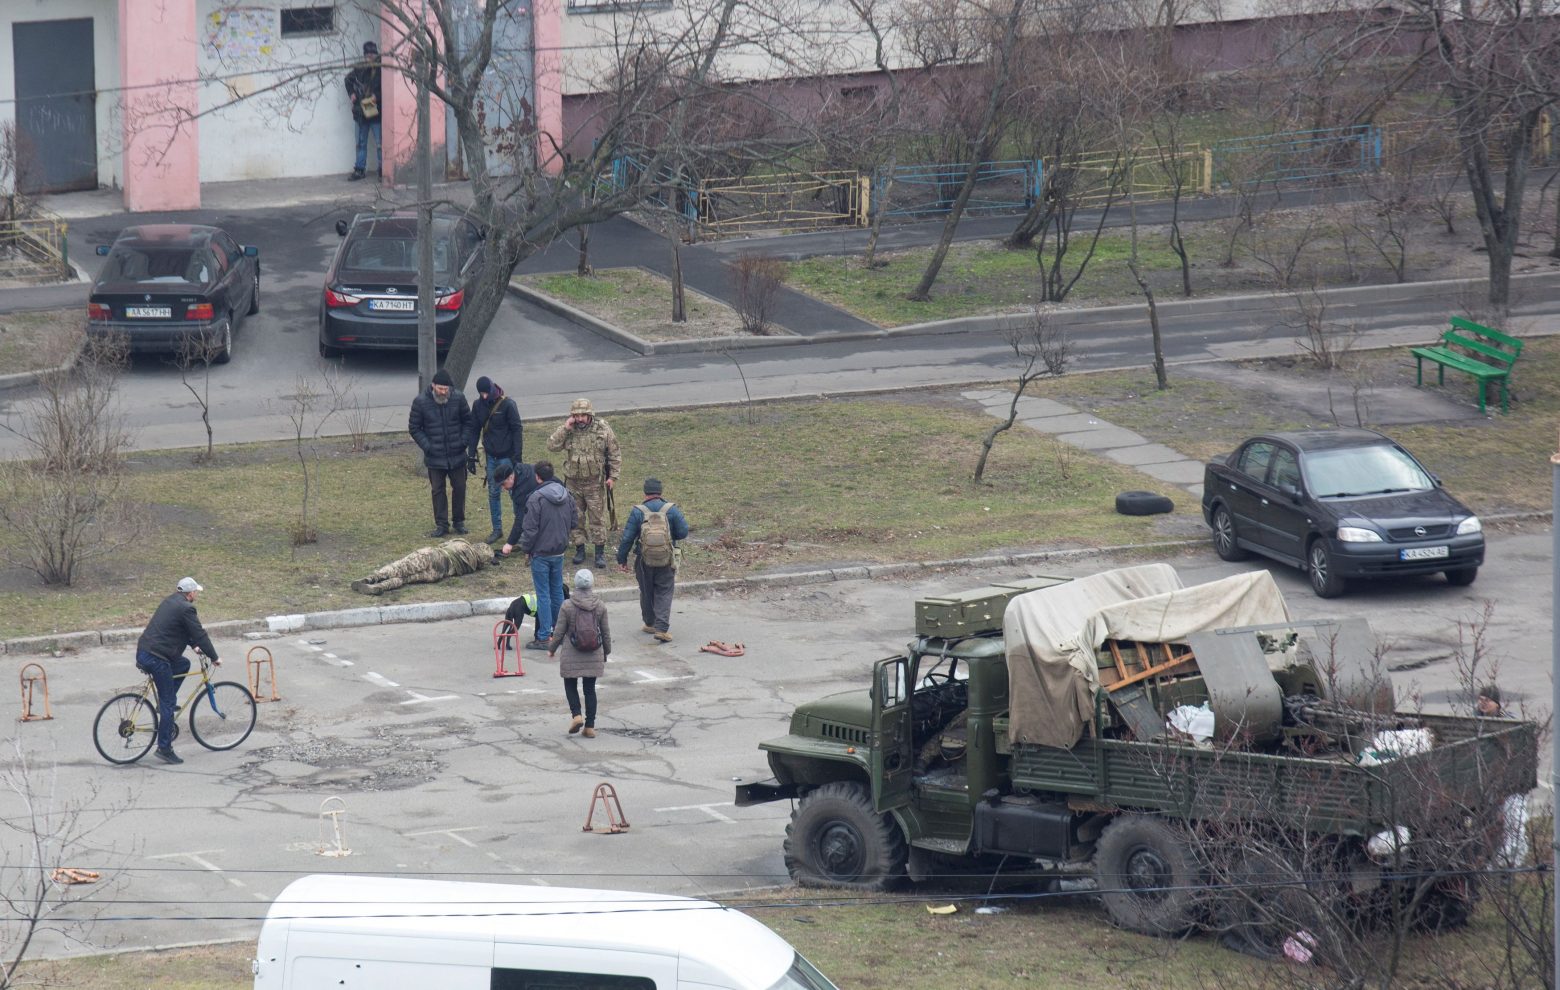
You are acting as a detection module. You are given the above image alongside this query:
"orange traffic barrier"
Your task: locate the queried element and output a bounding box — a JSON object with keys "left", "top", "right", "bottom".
{"left": 492, "top": 620, "right": 525, "bottom": 678}
{"left": 19, "top": 663, "right": 52, "bottom": 722}
{"left": 247, "top": 646, "right": 280, "bottom": 702}
{"left": 582, "top": 782, "right": 631, "bottom": 834}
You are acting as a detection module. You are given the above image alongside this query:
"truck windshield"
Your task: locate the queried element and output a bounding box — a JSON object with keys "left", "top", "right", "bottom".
{"left": 764, "top": 953, "right": 840, "bottom": 990}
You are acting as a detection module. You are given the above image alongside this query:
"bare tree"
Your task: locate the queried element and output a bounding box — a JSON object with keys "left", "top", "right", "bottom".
{"left": 173, "top": 332, "right": 227, "bottom": 463}
{"left": 1276, "top": 283, "right": 1359, "bottom": 371}
{"left": 1, "top": 741, "right": 121, "bottom": 990}
{"left": 732, "top": 252, "right": 785, "bottom": 335}
{"left": 279, "top": 376, "right": 340, "bottom": 547}
{"left": 972, "top": 310, "right": 1069, "bottom": 483}
{"left": 841, "top": 0, "right": 909, "bottom": 269}
{"left": 0, "top": 333, "right": 143, "bottom": 586}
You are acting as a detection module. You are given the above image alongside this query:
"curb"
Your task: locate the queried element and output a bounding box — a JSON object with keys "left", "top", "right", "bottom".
{"left": 0, "top": 333, "right": 86, "bottom": 394}
{"left": 5, "top": 511, "right": 1547, "bottom": 657}
{"left": 507, "top": 281, "right": 806, "bottom": 356}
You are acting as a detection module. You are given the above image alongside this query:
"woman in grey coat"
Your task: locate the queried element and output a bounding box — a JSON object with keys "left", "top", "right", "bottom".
{"left": 548, "top": 568, "right": 611, "bottom": 737}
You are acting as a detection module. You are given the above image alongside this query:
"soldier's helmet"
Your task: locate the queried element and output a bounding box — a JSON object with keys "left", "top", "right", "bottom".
{"left": 570, "top": 397, "right": 594, "bottom": 416}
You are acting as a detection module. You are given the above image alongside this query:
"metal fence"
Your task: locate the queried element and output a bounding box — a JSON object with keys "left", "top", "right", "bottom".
{"left": 873, "top": 159, "right": 1040, "bottom": 219}
{"left": 1044, "top": 146, "right": 1211, "bottom": 209}
{"left": 1208, "top": 125, "right": 1381, "bottom": 188}
{"left": 0, "top": 214, "right": 69, "bottom": 281}
{"left": 697, "top": 170, "right": 866, "bottom": 234}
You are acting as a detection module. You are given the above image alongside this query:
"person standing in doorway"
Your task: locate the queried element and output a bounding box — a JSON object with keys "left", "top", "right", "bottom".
{"left": 549, "top": 568, "right": 611, "bottom": 738}
{"left": 469, "top": 375, "right": 523, "bottom": 545}
{"left": 616, "top": 477, "right": 689, "bottom": 643}
{"left": 408, "top": 368, "right": 474, "bottom": 538}
{"left": 520, "top": 460, "right": 578, "bottom": 649}
{"left": 346, "top": 41, "right": 382, "bottom": 181}
{"left": 546, "top": 397, "right": 622, "bottom": 570}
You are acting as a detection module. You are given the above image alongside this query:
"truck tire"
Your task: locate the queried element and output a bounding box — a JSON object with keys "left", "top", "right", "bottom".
{"left": 784, "top": 781, "right": 907, "bottom": 891}
{"left": 1215, "top": 848, "right": 1330, "bottom": 962}
{"left": 1115, "top": 490, "right": 1175, "bottom": 516}
{"left": 1095, "top": 814, "right": 1201, "bottom": 935}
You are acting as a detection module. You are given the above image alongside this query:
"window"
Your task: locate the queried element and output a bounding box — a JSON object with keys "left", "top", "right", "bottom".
{"left": 1270, "top": 448, "right": 1301, "bottom": 490}
{"left": 280, "top": 6, "right": 334, "bottom": 36}
{"left": 566, "top": 0, "right": 671, "bottom": 11}
{"left": 491, "top": 969, "right": 654, "bottom": 990}
{"left": 1235, "top": 442, "right": 1274, "bottom": 482}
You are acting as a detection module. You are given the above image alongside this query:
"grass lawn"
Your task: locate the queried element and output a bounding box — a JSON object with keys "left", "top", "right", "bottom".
{"left": 15, "top": 889, "right": 1528, "bottom": 990}
{"left": 517, "top": 268, "right": 750, "bottom": 341}
{"left": 0, "top": 397, "right": 1186, "bottom": 639}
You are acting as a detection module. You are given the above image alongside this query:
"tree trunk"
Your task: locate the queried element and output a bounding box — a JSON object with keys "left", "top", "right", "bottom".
{"left": 577, "top": 223, "right": 592, "bottom": 276}
{"left": 666, "top": 218, "right": 686, "bottom": 323}
{"left": 1129, "top": 259, "right": 1168, "bottom": 389}
{"left": 864, "top": 160, "right": 896, "bottom": 269}
{"left": 909, "top": 156, "right": 988, "bottom": 301}
{"left": 972, "top": 419, "right": 1011, "bottom": 483}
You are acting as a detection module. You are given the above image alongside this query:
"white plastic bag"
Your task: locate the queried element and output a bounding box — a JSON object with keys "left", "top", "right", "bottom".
{"left": 1358, "top": 728, "right": 1434, "bottom": 766}
{"left": 1167, "top": 703, "right": 1215, "bottom": 744}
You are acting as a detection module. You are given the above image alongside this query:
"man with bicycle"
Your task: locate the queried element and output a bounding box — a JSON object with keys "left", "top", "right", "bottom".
{"left": 136, "top": 577, "right": 220, "bottom": 765}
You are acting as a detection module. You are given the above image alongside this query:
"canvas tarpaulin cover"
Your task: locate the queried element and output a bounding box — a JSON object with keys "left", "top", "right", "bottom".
{"left": 1004, "top": 565, "right": 1290, "bottom": 748}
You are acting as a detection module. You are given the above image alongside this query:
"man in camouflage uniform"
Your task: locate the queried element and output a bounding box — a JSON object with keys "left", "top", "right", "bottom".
{"left": 546, "top": 397, "right": 622, "bottom": 569}
{"left": 350, "top": 538, "right": 490, "bottom": 595}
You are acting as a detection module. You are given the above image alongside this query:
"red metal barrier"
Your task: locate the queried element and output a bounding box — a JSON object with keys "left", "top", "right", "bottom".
{"left": 493, "top": 620, "right": 525, "bottom": 678}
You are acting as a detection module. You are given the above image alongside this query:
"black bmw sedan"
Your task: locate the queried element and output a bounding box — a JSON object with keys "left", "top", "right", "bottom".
{"left": 318, "top": 212, "right": 485, "bottom": 358}
{"left": 87, "top": 224, "right": 260, "bottom": 364}
{"left": 1201, "top": 429, "right": 1484, "bottom": 597}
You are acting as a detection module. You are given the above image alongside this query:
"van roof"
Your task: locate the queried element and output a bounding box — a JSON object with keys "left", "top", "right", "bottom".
{"left": 263, "top": 875, "right": 796, "bottom": 988}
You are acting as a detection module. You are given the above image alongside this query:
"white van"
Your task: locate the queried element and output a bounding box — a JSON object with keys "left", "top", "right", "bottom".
{"left": 252, "top": 874, "right": 842, "bottom": 990}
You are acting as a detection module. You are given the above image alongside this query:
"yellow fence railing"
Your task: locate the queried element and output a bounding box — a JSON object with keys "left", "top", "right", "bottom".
{"left": 697, "top": 170, "right": 867, "bottom": 235}
{"left": 0, "top": 214, "right": 70, "bottom": 280}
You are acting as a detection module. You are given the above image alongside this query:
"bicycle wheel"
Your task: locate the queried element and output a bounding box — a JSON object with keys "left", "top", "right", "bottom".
{"left": 93, "top": 693, "right": 157, "bottom": 764}
{"left": 188, "top": 681, "right": 257, "bottom": 751}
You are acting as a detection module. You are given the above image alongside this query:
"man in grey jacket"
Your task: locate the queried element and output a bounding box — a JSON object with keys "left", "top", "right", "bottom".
{"left": 519, "top": 460, "right": 578, "bottom": 649}
{"left": 135, "top": 577, "right": 220, "bottom": 764}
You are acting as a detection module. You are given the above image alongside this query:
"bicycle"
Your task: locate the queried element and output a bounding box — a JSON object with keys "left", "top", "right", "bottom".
{"left": 92, "top": 649, "right": 257, "bottom": 764}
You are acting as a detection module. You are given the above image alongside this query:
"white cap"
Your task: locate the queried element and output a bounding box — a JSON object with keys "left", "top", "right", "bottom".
{"left": 177, "top": 577, "right": 203, "bottom": 593}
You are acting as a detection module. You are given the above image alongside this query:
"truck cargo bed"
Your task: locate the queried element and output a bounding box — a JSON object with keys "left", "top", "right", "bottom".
{"left": 995, "top": 714, "right": 1536, "bottom": 835}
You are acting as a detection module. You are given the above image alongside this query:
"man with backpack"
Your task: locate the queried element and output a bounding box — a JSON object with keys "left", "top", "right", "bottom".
{"left": 616, "top": 477, "right": 689, "bottom": 643}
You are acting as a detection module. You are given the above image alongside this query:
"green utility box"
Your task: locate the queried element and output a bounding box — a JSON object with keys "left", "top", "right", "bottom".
{"left": 913, "top": 575, "right": 1071, "bottom": 638}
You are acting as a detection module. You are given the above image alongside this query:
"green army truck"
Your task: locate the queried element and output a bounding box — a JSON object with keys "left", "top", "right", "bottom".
{"left": 736, "top": 564, "right": 1537, "bottom": 937}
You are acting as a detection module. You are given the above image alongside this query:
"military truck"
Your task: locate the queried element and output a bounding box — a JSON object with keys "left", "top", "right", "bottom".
{"left": 736, "top": 564, "right": 1537, "bottom": 938}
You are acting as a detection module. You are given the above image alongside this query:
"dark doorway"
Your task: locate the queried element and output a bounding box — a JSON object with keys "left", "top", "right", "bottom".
{"left": 13, "top": 18, "right": 98, "bottom": 194}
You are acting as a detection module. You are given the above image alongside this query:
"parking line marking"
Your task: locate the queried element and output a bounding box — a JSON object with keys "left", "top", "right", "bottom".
{"left": 654, "top": 802, "right": 737, "bottom": 823}
{"left": 634, "top": 670, "right": 694, "bottom": 683}
{"left": 399, "top": 691, "right": 458, "bottom": 706}
{"left": 365, "top": 672, "right": 399, "bottom": 688}
{"left": 405, "top": 826, "right": 481, "bottom": 848}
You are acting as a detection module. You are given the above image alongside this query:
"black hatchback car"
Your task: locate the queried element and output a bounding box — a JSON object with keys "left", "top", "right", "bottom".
{"left": 318, "top": 212, "right": 485, "bottom": 358}
{"left": 1201, "top": 429, "right": 1484, "bottom": 597}
{"left": 88, "top": 224, "right": 260, "bottom": 363}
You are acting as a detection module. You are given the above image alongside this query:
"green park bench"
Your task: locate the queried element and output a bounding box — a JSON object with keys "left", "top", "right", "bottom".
{"left": 1410, "top": 316, "right": 1523, "bottom": 414}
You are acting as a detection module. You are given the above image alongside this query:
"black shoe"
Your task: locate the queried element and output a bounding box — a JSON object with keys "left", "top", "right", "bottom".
{"left": 525, "top": 638, "right": 551, "bottom": 651}
{"left": 453, "top": 524, "right": 469, "bottom": 535}
{"left": 427, "top": 526, "right": 449, "bottom": 538}
{"left": 348, "top": 168, "right": 366, "bottom": 181}
{"left": 484, "top": 529, "right": 503, "bottom": 544}
{"left": 155, "top": 747, "right": 184, "bottom": 765}
{"left": 572, "top": 544, "right": 586, "bottom": 565}
{"left": 594, "top": 546, "right": 607, "bottom": 569}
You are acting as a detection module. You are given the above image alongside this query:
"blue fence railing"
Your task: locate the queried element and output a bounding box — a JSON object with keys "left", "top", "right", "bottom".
{"left": 1209, "top": 124, "right": 1381, "bottom": 188}
{"left": 606, "top": 155, "right": 698, "bottom": 222}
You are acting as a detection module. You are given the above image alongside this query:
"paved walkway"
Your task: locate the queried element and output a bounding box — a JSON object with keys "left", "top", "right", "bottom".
{"left": 961, "top": 388, "right": 1208, "bottom": 502}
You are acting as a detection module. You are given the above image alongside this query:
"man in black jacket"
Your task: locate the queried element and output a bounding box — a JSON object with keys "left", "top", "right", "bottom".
{"left": 345, "top": 41, "right": 382, "bottom": 181}
{"left": 408, "top": 368, "right": 474, "bottom": 538}
{"left": 136, "top": 577, "right": 220, "bottom": 764}
{"left": 519, "top": 460, "right": 579, "bottom": 649}
{"left": 468, "top": 375, "right": 524, "bottom": 544}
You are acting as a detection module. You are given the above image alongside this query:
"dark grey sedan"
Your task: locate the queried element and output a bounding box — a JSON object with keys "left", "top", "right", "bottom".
{"left": 1201, "top": 429, "right": 1484, "bottom": 597}
{"left": 87, "top": 224, "right": 259, "bottom": 364}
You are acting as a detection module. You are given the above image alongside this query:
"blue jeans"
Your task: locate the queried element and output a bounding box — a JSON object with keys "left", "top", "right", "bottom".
{"left": 135, "top": 649, "right": 191, "bottom": 750}
{"left": 530, "top": 554, "right": 565, "bottom": 641}
{"left": 354, "top": 118, "right": 382, "bottom": 172}
{"left": 485, "top": 454, "right": 514, "bottom": 531}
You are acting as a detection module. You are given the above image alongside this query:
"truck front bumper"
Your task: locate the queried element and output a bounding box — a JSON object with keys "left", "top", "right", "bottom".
{"left": 734, "top": 778, "right": 798, "bottom": 806}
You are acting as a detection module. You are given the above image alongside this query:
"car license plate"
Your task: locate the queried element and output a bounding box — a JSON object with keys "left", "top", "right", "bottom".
{"left": 124, "top": 306, "right": 172, "bottom": 319}
{"left": 368, "top": 298, "right": 415, "bottom": 312}
{"left": 1400, "top": 546, "right": 1449, "bottom": 561}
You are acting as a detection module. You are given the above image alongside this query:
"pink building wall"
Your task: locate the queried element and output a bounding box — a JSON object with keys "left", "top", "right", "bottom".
{"left": 379, "top": 17, "right": 446, "bottom": 185}
{"left": 533, "top": 0, "right": 563, "bottom": 175}
{"left": 119, "top": 0, "right": 200, "bottom": 211}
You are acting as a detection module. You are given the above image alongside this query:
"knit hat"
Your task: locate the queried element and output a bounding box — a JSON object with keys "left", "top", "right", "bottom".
{"left": 363, "top": 41, "right": 379, "bottom": 55}
{"left": 574, "top": 568, "right": 594, "bottom": 590}
{"left": 476, "top": 376, "right": 493, "bottom": 395}
{"left": 643, "top": 477, "right": 662, "bottom": 495}
{"left": 432, "top": 368, "right": 453, "bottom": 387}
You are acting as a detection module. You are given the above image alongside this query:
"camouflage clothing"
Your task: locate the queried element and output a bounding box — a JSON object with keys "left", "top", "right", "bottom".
{"left": 546, "top": 408, "right": 622, "bottom": 547}
{"left": 351, "top": 539, "right": 490, "bottom": 595}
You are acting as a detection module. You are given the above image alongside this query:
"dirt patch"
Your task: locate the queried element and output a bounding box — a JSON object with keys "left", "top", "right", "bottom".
{"left": 0, "top": 306, "right": 81, "bottom": 375}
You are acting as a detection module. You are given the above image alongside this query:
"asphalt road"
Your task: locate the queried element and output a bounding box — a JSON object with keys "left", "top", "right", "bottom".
{"left": 8, "top": 528, "right": 1551, "bottom": 959}
{"left": 6, "top": 206, "right": 1560, "bottom": 458}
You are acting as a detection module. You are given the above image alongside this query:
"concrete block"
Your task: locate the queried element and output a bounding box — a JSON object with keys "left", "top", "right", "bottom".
{"left": 4, "top": 630, "right": 102, "bottom": 655}
{"left": 1057, "top": 427, "right": 1149, "bottom": 451}
{"left": 1010, "top": 397, "right": 1078, "bottom": 419}
{"left": 865, "top": 561, "right": 924, "bottom": 579}
{"left": 471, "top": 597, "right": 514, "bottom": 616}
{"left": 960, "top": 389, "right": 1008, "bottom": 403}
{"left": 1017, "top": 412, "right": 1106, "bottom": 433}
{"left": 1135, "top": 460, "right": 1208, "bottom": 485}
{"left": 101, "top": 626, "right": 145, "bottom": 647}
{"left": 1104, "top": 443, "right": 1190, "bottom": 467}
{"left": 301, "top": 607, "right": 384, "bottom": 630}
{"left": 209, "top": 618, "right": 267, "bottom": 638}
{"left": 267, "top": 614, "right": 306, "bottom": 633}
{"left": 377, "top": 601, "right": 473, "bottom": 624}
{"left": 830, "top": 566, "right": 871, "bottom": 581}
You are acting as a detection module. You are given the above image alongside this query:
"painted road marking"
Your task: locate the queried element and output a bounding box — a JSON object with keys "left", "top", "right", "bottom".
{"left": 148, "top": 849, "right": 247, "bottom": 885}
{"left": 399, "top": 690, "right": 458, "bottom": 705}
{"left": 365, "top": 672, "right": 399, "bottom": 688}
{"left": 654, "top": 801, "right": 737, "bottom": 824}
{"left": 405, "top": 826, "right": 481, "bottom": 848}
{"left": 634, "top": 669, "right": 693, "bottom": 683}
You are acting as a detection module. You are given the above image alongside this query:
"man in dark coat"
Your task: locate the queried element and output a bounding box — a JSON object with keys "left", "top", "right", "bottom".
{"left": 520, "top": 460, "right": 578, "bottom": 649}
{"left": 493, "top": 462, "right": 540, "bottom": 560}
{"left": 468, "top": 375, "right": 524, "bottom": 545}
{"left": 345, "top": 40, "right": 382, "bottom": 181}
{"left": 408, "top": 368, "right": 474, "bottom": 538}
{"left": 135, "top": 576, "right": 221, "bottom": 764}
